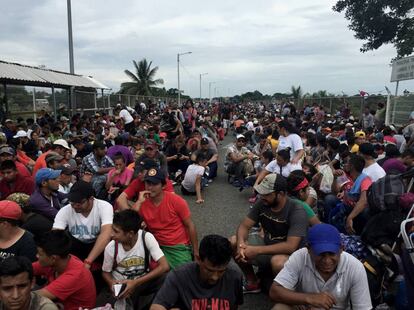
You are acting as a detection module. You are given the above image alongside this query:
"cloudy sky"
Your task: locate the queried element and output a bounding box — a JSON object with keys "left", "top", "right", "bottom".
{"left": 1, "top": 0, "right": 413, "bottom": 97}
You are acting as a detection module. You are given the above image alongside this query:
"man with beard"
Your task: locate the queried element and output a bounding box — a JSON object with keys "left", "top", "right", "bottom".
{"left": 230, "top": 173, "right": 308, "bottom": 293}
{"left": 150, "top": 235, "right": 243, "bottom": 310}
{"left": 270, "top": 224, "right": 371, "bottom": 310}
{"left": 131, "top": 167, "right": 198, "bottom": 269}
{"left": 52, "top": 180, "right": 113, "bottom": 269}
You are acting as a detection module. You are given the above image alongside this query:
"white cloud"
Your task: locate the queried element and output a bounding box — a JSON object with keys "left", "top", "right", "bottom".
{"left": 0, "top": 0, "right": 412, "bottom": 96}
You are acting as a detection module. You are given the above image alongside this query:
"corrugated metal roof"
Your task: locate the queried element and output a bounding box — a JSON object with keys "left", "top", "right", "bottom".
{"left": 0, "top": 60, "right": 110, "bottom": 89}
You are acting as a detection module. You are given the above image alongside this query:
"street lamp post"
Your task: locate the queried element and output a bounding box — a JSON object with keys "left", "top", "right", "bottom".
{"left": 209, "top": 82, "right": 216, "bottom": 104}
{"left": 177, "top": 51, "right": 192, "bottom": 107}
{"left": 67, "top": 0, "right": 74, "bottom": 74}
{"left": 199, "top": 73, "right": 208, "bottom": 102}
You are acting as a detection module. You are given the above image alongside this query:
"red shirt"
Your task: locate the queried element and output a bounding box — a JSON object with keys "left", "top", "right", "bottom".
{"left": 123, "top": 177, "right": 174, "bottom": 200}
{"left": 32, "top": 255, "right": 96, "bottom": 310}
{"left": 15, "top": 161, "right": 31, "bottom": 178}
{"left": 32, "top": 151, "right": 50, "bottom": 176}
{"left": 139, "top": 191, "right": 190, "bottom": 246}
{"left": 0, "top": 174, "right": 35, "bottom": 199}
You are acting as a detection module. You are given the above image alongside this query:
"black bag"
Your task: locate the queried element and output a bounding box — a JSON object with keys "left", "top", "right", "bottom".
{"left": 361, "top": 210, "right": 404, "bottom": 247}
{"left": 367, "top": 175, "right": 405, "bottom": 214}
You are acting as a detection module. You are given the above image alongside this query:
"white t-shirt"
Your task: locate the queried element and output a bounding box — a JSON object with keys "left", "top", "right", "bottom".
{"left": 265, "top": 160, "right": 299, "bottom": 178}
{"left": 362, "top": 163, "right": 386, "bottom": 182}
{"left": 102, "top": 230, "right": 164, "bottom": 280}
{"left": 182, "top": 164, "right": 205, "bottom": 192}
{"left": 53, "top": 198, "right": 113, "bottom": 243}
{"left": 119, "top": 109, "right": 134, "bottom": 124}
{"left": 277, "top": 134, "right": 304, "bottom": 159}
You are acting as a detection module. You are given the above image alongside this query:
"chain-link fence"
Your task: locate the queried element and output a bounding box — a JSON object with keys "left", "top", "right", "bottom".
{"left": 388, "top": 95, "right": 414, "bottom": 126}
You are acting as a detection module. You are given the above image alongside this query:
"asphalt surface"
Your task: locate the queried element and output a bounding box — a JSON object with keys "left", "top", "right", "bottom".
{"left": 182, "top": 134, "right": 273, "bottom": 310}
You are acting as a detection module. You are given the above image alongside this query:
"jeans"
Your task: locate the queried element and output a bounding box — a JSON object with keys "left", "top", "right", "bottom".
{"left": 208, "top": 161, "right": 218, "bottom": 179}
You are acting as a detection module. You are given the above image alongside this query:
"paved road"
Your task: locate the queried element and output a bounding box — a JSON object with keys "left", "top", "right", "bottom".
{"left": 183, "top": 134, "right": 273, "bottom": 310}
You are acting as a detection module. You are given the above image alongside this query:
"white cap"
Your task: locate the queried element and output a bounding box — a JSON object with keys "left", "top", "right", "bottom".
{"left": 60, "top": 116, "right": 69, "bottom": 122}
{"left": 53, "top": 139, "right": 70, "bottom": 150}
{"left": 236, "top": 134, "right": 246, "bottom": 140}
{"left": 13, "top": 130, "right": 28, "bottom": 138}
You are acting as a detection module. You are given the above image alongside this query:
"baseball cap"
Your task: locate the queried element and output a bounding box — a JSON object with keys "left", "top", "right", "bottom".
{"left": 4, "top": 119, "right": 13, "bottom": 123}
{"left": 68, "top": 180, "right": 95, "bottom": 203}
{"left": 59, "top": 163, "right": 77, "bottom": 175}
{"left": 159, "top": 132, "right": 167, "bottom": 139}
{"left": 145, "top": 139, "right": 158, "bottom": 149}
{"left": 144, "top": 167, "right": 165, "bottom": 184}
{"left": 53, "top": 139, "right": 70, "bottom": 150}
{"left": 13, "top": 130, "right": 28, "bottom": 138}
{"left": 45, "top": 153, "right": 64, "bottom": 165}
{"left": 354, "top": 131, "right": 366, "bottom": 139}
{"left": 254, "top": 173, "right": 287, "bottom": 195}
{"left": 136, "top": 158, "right": 158, "bottom": 173}
{"left": 308, "top": 224, "right": 341, "bottom": 255}
{"left": 359, "top": 142, "right": 377, "bottom": 158}
{"left": 0, "top": 200, "right": 22, "bottom": 220}
{"left": 201, "top": 138, "right": 209, "bottom": 145}
{"left": 60, "top": 116, "right": 69, "bottom": 122}
{"left": 236, "top": 134, "right": 246, "bottom": 140}
{"left": 383, "top": 136, "right": 397, "bottom": 145}
{"left": 0, "top": 146, "right": 15, "bottom": 156}
{"left": 35, "top": 168, "right": 61, "bottom": 185}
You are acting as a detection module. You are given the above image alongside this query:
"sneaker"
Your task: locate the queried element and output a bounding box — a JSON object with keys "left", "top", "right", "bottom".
{"left": 243, "top": 281, "right": 261, "bottom": 294}
{"left": 208, "top": 179, "right": 213, "bottom": 183}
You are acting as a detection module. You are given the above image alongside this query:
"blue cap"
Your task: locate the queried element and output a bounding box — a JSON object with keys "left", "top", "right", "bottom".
{"left": 35, "top": 168, "right": 61, "bottom": 185}
{"left": 308, "top": 224, "right": 341, "bottom": 255}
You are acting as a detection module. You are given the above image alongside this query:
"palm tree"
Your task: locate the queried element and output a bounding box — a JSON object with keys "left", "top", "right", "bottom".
{"left": 120, "top": 59, "right": 164, "bottom": 96}
{"left": 291, "top": 85, "right": 302, "bottom": 99}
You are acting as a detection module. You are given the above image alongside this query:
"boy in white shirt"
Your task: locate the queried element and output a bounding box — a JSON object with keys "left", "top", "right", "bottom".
{"left": 181, "top": 153, "right": 208, "bottom": 204}
{"left": 102, "top": 210, "right": 169, "bottom": 309}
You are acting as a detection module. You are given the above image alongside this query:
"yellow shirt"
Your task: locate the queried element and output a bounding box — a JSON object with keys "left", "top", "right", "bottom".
{"left": 267, "top": 136, "right": 279, "bottom": 151}
{"left": 350, "top": 144, "right": 359, "bottom": 153}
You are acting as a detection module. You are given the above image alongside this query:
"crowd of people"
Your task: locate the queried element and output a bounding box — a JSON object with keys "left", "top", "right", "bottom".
{"left": 0, "top": 98, "right": 413, "bottom": 310}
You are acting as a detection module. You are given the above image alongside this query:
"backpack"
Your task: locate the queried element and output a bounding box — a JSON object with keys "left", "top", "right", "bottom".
{"left": 112, "top": 230, "right": 150, "bottom": 274}
{"left": 367, "top": 175, "right": 405, "bottom": 214}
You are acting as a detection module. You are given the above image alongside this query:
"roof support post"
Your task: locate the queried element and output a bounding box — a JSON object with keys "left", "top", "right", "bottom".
{"left": 52, "top": 86, "right": 57, "bottom": 122}
{"left": 2, "top": 83, "right": 7, "bottom": 122}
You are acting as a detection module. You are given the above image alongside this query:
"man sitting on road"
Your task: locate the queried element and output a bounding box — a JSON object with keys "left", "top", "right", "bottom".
{"left": 0, "top": 160, "right": 34, "bottom": 199}
{"left": 150, "top": 235, "right": 243, "bottom": 310}
{"left": 33, "top": 230, "right": 97, "bottom": 310}
{"left": 132, "top": 167, "right": 198, "bottom": 269}
{"left": 191, "top": 137, "right": 219, "bottom": 182}
{"left": 270, "top": 224, "right": 372, "bottom": 310}
{"left": 52, "top": 180, "right": 113, "bottom": 269}
{"left": 102, "top": 210, "right": 170, "bottom": 309}
{"left": 117, "top": 159, "right": 174, "bottom": 210}
{"left": 0, "top": 256, "right": 58, "bottom": 310}
{"left": 224, "top": 134, "right": 254, "bottom": 185}
{"left": 230, "top": 173, "right": 308, "bottom": 293}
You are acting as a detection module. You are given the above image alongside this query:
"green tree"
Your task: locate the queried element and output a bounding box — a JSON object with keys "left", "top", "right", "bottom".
{"left": 290, "top": 85, "right": 302, "bottom": 99}
{"left": 333, "top": 0, "right": 414, "bottom": 57}
{"left": 120, "top": 59, "right": 164, "bottom": 96}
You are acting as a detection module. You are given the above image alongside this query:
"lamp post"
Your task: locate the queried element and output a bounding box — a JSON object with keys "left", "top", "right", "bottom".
{"left": 67, "top": 0, "right": 74, "bottom": 74}
{"left": 209, "top": 82, "right": 216, "bottom": 104}
{"left": 199, "top": 72, "right": 208, "bottom": 102}
{"left": 177, "top": 51, "right": 192, "bottom": 107}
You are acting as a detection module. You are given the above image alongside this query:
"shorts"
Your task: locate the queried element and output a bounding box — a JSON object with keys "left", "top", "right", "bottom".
{"left": 247, "top": 233, "right": 273, "bottom": 269}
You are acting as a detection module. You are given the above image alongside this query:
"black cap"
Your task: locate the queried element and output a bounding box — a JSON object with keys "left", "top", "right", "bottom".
{"left": 359, "top": 143, "right": 377, "bottom": 158}
{"left": 201, "top": 138, "right": 209, "bottom": 145}
{"left": 136, "top": 158, "right": 158, "bottom": 173}
{"left": 144, "top": 168, "right": 165, "bottom": 184}
{"left": 68, "top": 180, "right": 95, "bottom": 203}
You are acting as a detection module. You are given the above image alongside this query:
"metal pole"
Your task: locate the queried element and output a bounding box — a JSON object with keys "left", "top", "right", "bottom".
{"left": 67, "top": 0, "right": 75, "bottom": 74}
{"left": 101, "top": 89, "right": 104, "bottom": 110}
{"left": 32, "top": 88, "right": 36, "bottom": 121}
{"left": 392, "top": 81, "right": 400, "bottom": 124}
{"left": 94, "top": 92, "right": 97, "bottom": 112}
{"left": 209, "top": 82, "right": 211, "bottom": 103}
{"left": 199, "top": 73, "right": 201, "bottom": 101}
{"left": 177, "top": 53, "right": 180, "bottom": 106}
{"left": 52, "top": 87, "right": 57, "bottom": 122}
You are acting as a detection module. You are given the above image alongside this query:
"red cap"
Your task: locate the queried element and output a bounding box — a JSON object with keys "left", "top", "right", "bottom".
{"left": 0, "top": 201, "right": 22, "bottom": 220}
{"left": 159, "top": 132, "right": 167, "bottom": 138}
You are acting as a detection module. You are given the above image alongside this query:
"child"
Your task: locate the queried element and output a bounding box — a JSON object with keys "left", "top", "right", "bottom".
{"left": 181, "top": 153, "right": 208, "bottom": 204}
{"left": 102, "top": 210, "right": 169, "bottom": 309}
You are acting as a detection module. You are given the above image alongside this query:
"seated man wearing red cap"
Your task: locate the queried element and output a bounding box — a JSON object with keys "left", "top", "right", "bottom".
{"left": 117, "top": 159, "right": 174, "bottom": 211}
{"left": 0, "top": 200, "right": 37, "bottom": 262}
{"left": 270, "top": 224, "right": 372, "bottom": 310}
{"left": 132, "top": 167, "right": 198, "bottom": 269}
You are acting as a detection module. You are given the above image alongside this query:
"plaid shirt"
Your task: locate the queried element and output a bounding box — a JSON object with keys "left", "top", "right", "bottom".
{"left": 81, "top": 153, "right": 114, "bottom": 175}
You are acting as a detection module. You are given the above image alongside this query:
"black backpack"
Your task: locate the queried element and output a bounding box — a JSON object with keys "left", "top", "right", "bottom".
{"left": 367, "top": 174, "right": 405, "bottom": 214}
{"left": 112, "top": 230, "right": 150, "bottom": 275}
